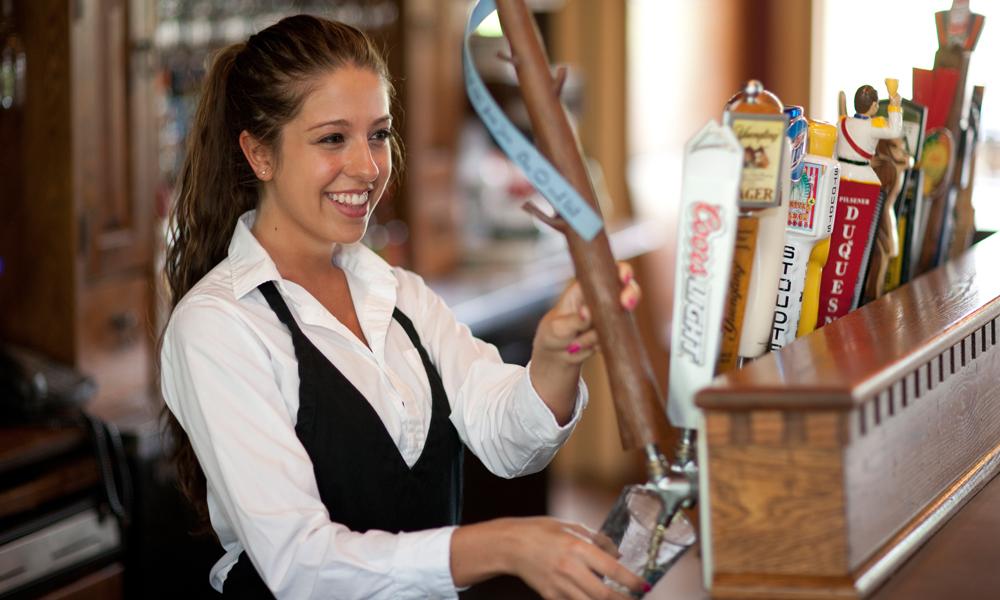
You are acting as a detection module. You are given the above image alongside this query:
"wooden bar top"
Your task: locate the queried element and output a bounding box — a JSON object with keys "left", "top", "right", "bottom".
{"left": 870, "top": 469, "right": 1000, "bottom": 599}
{"left": 698, "top": 233, "right": 999, "bottom": 411}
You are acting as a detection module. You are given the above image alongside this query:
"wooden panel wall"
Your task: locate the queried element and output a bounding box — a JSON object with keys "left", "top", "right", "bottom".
{"left": 0, "top": 0, "right": 78, "bottom": 363}
{"left": 397, "top": 0, "right": 467, "bottom": 276}
{"left": 738, "top": 0, "right": 812, "bottom": 109}
{"left": 549, "top": 0, "right": 630, "bottom": 222}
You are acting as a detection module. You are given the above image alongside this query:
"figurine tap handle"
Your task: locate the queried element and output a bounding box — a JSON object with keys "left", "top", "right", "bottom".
{"left": 817, "top": 83, "right": 903, "bottom": 325}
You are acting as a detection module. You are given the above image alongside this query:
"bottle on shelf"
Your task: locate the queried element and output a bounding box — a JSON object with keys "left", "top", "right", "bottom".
{"left": 0, "top": 0, "right": 26, "bottom": 111}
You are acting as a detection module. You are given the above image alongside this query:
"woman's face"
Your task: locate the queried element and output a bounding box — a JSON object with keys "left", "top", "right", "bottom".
{"left": 256, "top": 65, "right": 392, "bottom": 250}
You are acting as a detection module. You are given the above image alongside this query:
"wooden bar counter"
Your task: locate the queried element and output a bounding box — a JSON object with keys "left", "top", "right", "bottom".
{"left": 696, "top": 233, "right": 1000, "bottom": 599}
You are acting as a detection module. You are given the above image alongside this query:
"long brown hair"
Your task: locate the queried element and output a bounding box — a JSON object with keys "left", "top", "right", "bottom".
{"left": 161, "top": 15, "right": 401, "bottom": 533}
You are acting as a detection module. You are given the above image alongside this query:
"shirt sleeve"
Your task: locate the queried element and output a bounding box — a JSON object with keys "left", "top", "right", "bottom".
{"left": 874, "top": 110, "right": 903, "bottom": 140}
{"left": 394, "top": 270, "right": 588, "bottom": 479}
{"left": 161, "top": 298, "right": 459, "bottom": 600}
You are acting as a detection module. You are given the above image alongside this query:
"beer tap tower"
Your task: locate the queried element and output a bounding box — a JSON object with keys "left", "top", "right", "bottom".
{"left": 467, "top": 0, "right": 994, "bottom": 595}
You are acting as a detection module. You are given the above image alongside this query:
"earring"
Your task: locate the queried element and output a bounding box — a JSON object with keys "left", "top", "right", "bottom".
{"left": 261, "top": 170, "right": 266, "bottom": 175}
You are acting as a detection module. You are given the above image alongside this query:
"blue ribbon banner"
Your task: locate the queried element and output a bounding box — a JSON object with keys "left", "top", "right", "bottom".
{"left": 463, "top": 0, "right": 604, "bottom": 242}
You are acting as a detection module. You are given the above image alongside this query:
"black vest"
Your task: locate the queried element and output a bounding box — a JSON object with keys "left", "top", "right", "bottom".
{"left": 222, "top": 281, "right": 464, "bottom": 598}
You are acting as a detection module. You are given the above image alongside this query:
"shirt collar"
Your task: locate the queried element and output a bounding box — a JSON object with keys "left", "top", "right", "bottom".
{"left": 228, "top": 211, "right": 282, "bottom": 301}
{"left": 853, "top": 114, "right": 871, "bottom": 120}
{"left": 227, "top": 210, "right": 399, "bottom": 302}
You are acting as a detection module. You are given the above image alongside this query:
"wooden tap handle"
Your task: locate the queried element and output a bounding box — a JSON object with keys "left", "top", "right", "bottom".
{"left": 494, "top": 0, "right": 668, "bottom": 450}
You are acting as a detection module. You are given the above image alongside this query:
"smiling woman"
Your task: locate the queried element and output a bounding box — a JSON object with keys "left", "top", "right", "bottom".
{"left": 158, "top": 13, "right": 647, "bottom": 600}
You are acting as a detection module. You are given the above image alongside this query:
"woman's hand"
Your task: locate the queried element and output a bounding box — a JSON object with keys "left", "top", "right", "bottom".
{"left": 530, "top": 262, "right": 641, "bottom": 425}
{"left": 451, "top": 517, "right": 649, "bottom": 600}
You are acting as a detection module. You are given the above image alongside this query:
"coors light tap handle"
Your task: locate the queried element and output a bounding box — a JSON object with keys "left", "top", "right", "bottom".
{"left": 667, "top": 122, "right": 743, "bottom": 430}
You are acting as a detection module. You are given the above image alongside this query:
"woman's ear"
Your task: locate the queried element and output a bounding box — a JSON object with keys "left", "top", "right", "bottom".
{"left": 239, "top": 131, "right": 273, "bottom": 181}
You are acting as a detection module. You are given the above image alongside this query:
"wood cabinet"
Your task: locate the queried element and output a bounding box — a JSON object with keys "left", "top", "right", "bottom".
{"left": 0, "top": 0, "right": 158, "bottom": 417}
{"left": 697, "top": 233, "right": 1000, "bottom": 599}
{"left": 392, "top": 0, "right": 468, "bottom": 276}
{"left": 73, "top": 0, "right": 154, "bottom": 279}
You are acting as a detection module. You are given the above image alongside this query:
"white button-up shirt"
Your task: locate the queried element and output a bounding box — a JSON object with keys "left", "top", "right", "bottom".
{"left": 160, "top": 211, "right": 586, "bottom": 599}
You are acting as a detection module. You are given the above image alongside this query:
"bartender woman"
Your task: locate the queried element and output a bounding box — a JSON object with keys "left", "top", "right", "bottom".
{"left": 159, "top": 14, "right": 647, "bottom": 600}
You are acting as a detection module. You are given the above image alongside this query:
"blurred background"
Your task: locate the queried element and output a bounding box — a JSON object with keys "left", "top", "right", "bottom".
{"left": 0, "top": 0, "right": 997, "bottom": 598}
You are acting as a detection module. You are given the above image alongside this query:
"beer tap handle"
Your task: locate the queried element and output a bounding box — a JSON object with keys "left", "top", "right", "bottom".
{"left": 493, "top": 0, "right": 670, "bottom": 450}
{"left": 775, "top": 119, "right": 841, "bottom": 346}
{"left": 737, "top": 137, "right": 792, "bottom": 361}
{"left": 717, "top": 81, "right": 789, "bottom": 372}
{"left": 667, "top": 122, "right": 742, "bottom": 429}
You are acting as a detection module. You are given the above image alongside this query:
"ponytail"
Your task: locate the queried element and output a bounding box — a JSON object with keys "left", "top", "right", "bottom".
{"left": 166, "top": 44, "right": 255, "bottom": 309}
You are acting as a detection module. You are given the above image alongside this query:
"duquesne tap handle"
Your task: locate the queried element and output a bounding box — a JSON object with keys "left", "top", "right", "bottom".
{"left": 494, "top": 0, "right": 669, "bottom": 450}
